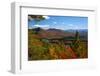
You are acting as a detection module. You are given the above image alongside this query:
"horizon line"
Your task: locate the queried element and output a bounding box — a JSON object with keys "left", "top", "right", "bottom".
{"left": 28, "top": 27, "right": 88, "bottom": 30}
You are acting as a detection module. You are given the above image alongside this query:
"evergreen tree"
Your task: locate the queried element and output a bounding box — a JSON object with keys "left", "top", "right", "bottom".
{"left": 28, "top": 15, "right": 46, "bottom": 24}
{"left": 71, "top": 30, "right": 88, "bottom": 58}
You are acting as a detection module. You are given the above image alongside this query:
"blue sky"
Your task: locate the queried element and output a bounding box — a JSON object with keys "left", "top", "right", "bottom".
{"left": 28, "top": 15, "right": 88, "bottom": 30}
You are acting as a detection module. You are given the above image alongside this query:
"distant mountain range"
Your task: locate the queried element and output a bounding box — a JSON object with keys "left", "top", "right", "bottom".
{"left": 30, "top": 27, "right": 88, "bottom": 40}
{"left": 64, "top": 29, "right": 88, "bottom": 36}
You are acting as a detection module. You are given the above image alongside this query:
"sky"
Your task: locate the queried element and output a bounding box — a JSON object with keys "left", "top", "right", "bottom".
{"left": 28, "top": 15, "right": 88, "bottom": 30}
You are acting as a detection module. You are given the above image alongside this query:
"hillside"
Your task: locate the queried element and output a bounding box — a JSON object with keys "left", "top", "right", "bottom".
{"left": 30, "top": 27, "right": 87, "bottom": 40}
{"left": 28, "top": 27, "right": 88, "bottom": 60}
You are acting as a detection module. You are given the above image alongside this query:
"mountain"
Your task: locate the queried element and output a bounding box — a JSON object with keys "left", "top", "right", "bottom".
{"left": 32, "top": 28, "right": 75, "bottom": 39}
{"left": 47, "top": 28, "right": 63, "bottom": 32}
{"left": 31, "top": 28, "right": 88, "bottom": 40}
{"left": 65, "top": 29, "right": 88, "bottom": 36}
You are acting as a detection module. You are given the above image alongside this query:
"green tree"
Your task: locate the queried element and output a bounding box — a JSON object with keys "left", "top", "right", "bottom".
{"left": 28, "top": 15, "right": 46, "bottom": 24}
{"left": 71, "top": 31, "right": 88, "bottom": 58}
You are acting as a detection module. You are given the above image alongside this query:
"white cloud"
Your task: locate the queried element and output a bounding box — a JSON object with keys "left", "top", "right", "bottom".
{"left": 73, "top": 26, "right": 78, "bottom": 29}
{"left": 62, "top": 22, "right": 65, "bottom": 24}
{"left": 67, "top": 24, "right": 79, "bottom": 29}
{"left": 34, "top": 24, "right": 49, "bottom": 28}
{"left": 53, "top": 22, "right": 57, "bottom": 24}
{"left": 43, "top": 16, "right": 50, "bottom": 19}
{"left": 68, "top": 24, "right": 75, "bottom": 26}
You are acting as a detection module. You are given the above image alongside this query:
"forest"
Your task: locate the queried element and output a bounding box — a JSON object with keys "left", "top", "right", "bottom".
{"left": 28, "top": 28, "right": 88, "bottom": 60}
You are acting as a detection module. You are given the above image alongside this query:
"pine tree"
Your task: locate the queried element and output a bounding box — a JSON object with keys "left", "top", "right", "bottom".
{"left": 72, "top": 31, "right": 80, "bottom": 49}
{"left": 71, "top": 30, "right": 88, "bottom": 58}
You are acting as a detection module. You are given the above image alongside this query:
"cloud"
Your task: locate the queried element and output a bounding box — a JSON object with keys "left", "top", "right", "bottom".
{"left": 62, "top": 22, "right": 65, "bottom": 24}
{"left": 68, "top": 24, "right": 75, "bottom": 26}
{"left": 53, "top": 22, "right": 57, "bottom": 24}
{"left": 34, "top": 24, "right": 49, "bottom": 28}
{"left": 67, "top": 24, "right": 79, "bottom": 29}
{"left": 43, "top": 16, "right": 50, "bottom": 19}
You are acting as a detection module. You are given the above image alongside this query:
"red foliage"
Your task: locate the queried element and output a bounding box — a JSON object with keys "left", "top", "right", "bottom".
{"left": 65, "top": 45, "right": 77, "bottom": 58}
{"left": 59, "top": 52, "right": 68, "bottom": 59}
